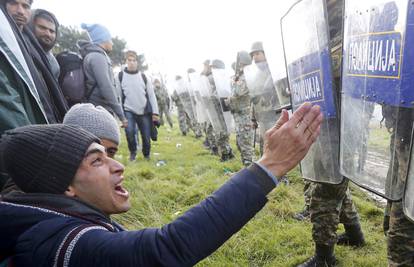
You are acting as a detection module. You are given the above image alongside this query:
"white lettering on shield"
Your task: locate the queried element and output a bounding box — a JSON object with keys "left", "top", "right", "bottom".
{"left": 291, "top": 75, "right": 322, "bottom": 104}
{"left": 348, "top": 37, "right": 397, "bottom": 73}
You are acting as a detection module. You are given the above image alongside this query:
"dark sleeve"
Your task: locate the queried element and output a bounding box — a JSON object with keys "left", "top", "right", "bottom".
{"left": 70, "top": 164, "right": 276, "bottom": 266}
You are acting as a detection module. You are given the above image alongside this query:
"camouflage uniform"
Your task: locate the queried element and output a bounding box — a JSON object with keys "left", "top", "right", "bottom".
{"left": 303, "top": 180, "right": 314, "bottom": 214}
{"left": 382, "top": 106, "right": 414, "bottom": 267}
{"left": 207, "top": 73, "right": 233, "bottom": 160}
{"left": 205, "top": 122, "right": 217, "bottom": 154}
{"left": 310, "top": 179, "right": 360, "bottom": 245}
{"left": 171, "top": 90, "right": 188, "bottom": 135}
{"left": 229, "top": 73, "right": 253, "bottom": 166}
{"left": 154, "top": 84, "right": 173, "bottom": 128}
{"left": 387, "top": 201, "right": 414, "bottom": 267}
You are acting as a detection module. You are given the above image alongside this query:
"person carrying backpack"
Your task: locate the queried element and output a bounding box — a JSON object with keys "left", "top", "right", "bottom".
{"left": 77, "top": 23, "right": 127, "bottom": 127}
{"left": 118, "top": 50, "right": 159, "bottom": 161}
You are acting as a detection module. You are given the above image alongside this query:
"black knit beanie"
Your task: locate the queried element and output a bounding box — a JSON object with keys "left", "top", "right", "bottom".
{"left": 0, "top": 124, "right": 100, "bottom": 194}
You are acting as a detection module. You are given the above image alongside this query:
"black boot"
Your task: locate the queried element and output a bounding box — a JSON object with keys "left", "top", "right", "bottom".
{"left": 337, "top": 224, "right": 365, "bottom": 247}
{"left": 220, "top": 150, "right": 235, "bottom": 162}
{"left": 211, "top": 146, "right": 219, "bottom": 156}
{"left": 297, "top": 244, "right": 337, "bottom": 267}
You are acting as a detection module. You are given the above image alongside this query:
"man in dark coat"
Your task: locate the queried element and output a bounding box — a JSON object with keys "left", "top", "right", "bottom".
{"left": 2, "top": 0, "right": 68, "bottom": 123}
{"left": 0, "top": 103, "right": 322, "bottom": 267}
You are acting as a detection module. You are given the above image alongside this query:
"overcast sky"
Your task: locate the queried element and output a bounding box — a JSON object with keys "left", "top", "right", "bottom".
{"left": 33, "top": 0, "right": 297, "bottom": 81}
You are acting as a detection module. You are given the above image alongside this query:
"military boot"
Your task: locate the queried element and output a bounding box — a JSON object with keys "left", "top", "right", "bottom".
{"left": 211, "top": 146, "right": 219, "bottom": 156}
{"left": 337, "top": 224, "right": 365, "bottom": 247}
{"left": 297, "top": 244, "right": 337, "bottom": 267}
{"left": 220, "top": 150, "right": 235, "bottom": 162}
{"left": 203, "top": 139, "right": 210, "bottom": 148}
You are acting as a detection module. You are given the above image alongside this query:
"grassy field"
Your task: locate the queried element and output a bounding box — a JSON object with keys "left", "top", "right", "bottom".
{"left": 113, "top": 121, "right": 388, "bottom": 267}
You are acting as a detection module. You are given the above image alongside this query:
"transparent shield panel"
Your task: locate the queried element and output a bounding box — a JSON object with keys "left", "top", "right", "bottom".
{"left": 188, "top": 73, "right": 209, "bottom": 123}
{"left": 175, "top": 78, "right": 196, "bottom": 121}
{"left": 199, "top": 75, "right": 228, "bottom": 133}
{"left": 244, "top": 64, "right": 280, "bottom": 136}
{"left": 405, "top": 148, "right": 414, "bottom": 221}
{"left": 211, "top": 69, "right": 235, "bottom": 132}
{"left": 264, "top": 40, "right": 292, "bottom": 109}
{"left": 281, "top": 0, "right": 342, "bottom": 183}
{"left": 340, "top": 0, "right": 411, "bottom": 200}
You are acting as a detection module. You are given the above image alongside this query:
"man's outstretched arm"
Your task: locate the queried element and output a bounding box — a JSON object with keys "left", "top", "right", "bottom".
{"left": 69, "top": 103, "right": 323, "bottom": 267}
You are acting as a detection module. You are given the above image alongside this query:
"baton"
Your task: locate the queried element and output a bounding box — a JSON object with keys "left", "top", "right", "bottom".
{"left": 253, "top": 126, "right": 257, "bottom": 150}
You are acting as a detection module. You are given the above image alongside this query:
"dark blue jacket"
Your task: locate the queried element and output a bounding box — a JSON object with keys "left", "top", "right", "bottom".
{"left": 0, "top": 164, "right": 276, "bottom": 266}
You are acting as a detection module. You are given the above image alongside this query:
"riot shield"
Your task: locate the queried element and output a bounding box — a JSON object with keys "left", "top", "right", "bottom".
{"left": 405, "top": 143, "right": 414, "bottom": 222}
{"left": 264, "top": 42, "right": 292, "bottom": 110}
{"left": 188, "top": 73, "right": 208, "bottom": 124}
{"left": 340, "top": 0, "right": 414, "bottom": 200}
{"left": 244, "top": 63, "right": 280, "bottom": 138}
{"left": 211, "top": 69, "right": 235, "bottom": 132}
{"left": 199, "top": 75, "right": 228, "bottom": 133}
{"left": 174, "top": 77, "right": 197, "bottom": 122}
{"left": 281, "top": 0, "right": 342, "bottom": 184}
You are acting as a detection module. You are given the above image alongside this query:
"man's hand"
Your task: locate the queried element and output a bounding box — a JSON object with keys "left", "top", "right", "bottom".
{"left": 258, "top": 103, "right": 323, "bottom": 177}
{"left": 152, "top": 114, "right": 160, "bottom": 122}
{"left": 121, "top": 119, "right": 128, "bottom": 128}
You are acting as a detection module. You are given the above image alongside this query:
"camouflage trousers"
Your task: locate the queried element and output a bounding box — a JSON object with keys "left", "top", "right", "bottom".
{"left": 387, "top": 201, "right": 414, "bottom": 267}
{"left": 215, "top": 131, "right": 232, "bottom": 157}
{"left": 189, "top": 119, "right": 203, "bottom": 138}
{"left": 233, "top": 112, "right": 254, "bottom": 166}
{"left": 177, "top": 108, "right": 188, "bottom": 134}
{"left": 159, "top": 104, "right": 173, "bottom": 128}
{"left": 206, "top": 123, "right": 217, "bottom": 152}
{"left": 310, "top": 178, "right": 360, "bottom": 246}
{"left": 303, "top": 179, "right": 313, "bottom": 211}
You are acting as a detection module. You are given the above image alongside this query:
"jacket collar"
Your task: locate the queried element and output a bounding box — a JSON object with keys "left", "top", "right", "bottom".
{"left": 2, "top": 191, "right": 120, "bottom": 231}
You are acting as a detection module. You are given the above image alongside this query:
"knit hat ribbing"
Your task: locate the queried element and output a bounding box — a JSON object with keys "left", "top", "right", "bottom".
{"left": 80, "top": 23, "right": 112, "bottom": 45}
{"left": 63, "top": 104, "right": 120, "bottom": 145}
{"left": 0, "top": 124, "right": 100, "bottom": 194}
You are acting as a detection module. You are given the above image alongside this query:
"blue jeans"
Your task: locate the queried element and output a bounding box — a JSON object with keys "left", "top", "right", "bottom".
{"left": 125, "top": 111, "right": 152, "bottom": 157}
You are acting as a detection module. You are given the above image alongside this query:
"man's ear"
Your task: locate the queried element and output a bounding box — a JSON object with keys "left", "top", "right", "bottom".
{"left": 64, "top": 185, "right": 76, "bottom": 197}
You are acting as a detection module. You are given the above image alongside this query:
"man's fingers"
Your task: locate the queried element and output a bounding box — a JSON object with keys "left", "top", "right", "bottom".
{"left": 287, "top": 102, "right": 312, "bottom": 128}
{"left": 305, "top": 124, "right": 321, "bottom": 147}
{"left": 273, "top": 109, "right": 289, "bottom": 130}
{"left": 306, "top": 113, "right": 323, "bottom": 140}
{"left": 296, "top": 105, "right": 321, "bottom": 133}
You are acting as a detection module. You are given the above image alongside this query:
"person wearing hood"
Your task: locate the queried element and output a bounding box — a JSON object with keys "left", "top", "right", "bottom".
{"left": 78, "top": 23, "right": 127, "bottom": 128}
{"left": 0, "top": 103, "right": 322, "bottom": 267}
{"left": 29, "top": 8, "right": 60, "bottom": 79}
{"left": 0, "top": 4, "right": 47, "bottom": 189}
{"left": 2, "top": 0, "right": 68, "bottom": 124}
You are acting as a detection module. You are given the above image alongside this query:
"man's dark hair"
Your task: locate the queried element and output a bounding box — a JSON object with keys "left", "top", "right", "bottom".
{"left": 34, "top": 11, "right": 58, "bottom": 27}
{"left": 4, "top": 0, "right": 33, "bottom": 5}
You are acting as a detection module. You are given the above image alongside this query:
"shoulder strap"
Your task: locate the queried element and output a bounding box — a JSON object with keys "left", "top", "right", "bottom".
{"left": 118, "top": 71, "right": 123, "bottom": 84}
{"left": 141, "top": 72, "right": 147, "bottom": 86}
{"left": 82, "top": 50, "right": 108, "bottom": 101}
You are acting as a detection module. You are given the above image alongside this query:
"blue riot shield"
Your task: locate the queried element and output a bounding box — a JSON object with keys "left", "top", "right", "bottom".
{"left": 340, "top": 0, "right": 414, "bottom": 201}
{"left": 281, "top": 0, "right": 343, "bottom": 184}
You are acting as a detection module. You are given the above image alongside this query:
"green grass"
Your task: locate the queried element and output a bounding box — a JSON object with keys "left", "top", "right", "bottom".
{"left": 113, "top": 119, "right": 388, "bottom": 267}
